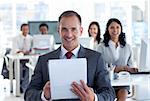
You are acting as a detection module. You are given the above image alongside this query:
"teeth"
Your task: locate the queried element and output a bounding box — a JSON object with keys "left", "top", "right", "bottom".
{"left": 112, "top": 33, "right": 118, "bottom": 35}
{"left": 66, "top": 38, "right": 72, "bottom": 42}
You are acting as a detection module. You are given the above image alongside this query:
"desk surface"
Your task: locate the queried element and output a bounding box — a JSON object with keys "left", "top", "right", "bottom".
{"left": 111, "top": 74, "right": 150, "bottom": 86}
{"left": 7, "top": 54, "right": 39, "bottom": 97}
{"left": 7, "top": 54, "right": 38, "bottom": 59}
{"left": 131, "top": 71, "right": 150, "bottom": 74}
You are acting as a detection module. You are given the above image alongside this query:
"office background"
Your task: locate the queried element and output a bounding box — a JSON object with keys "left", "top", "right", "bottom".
{"left": 0, "top": 0, "right": 150, "bottom": 101}
{"left": 0, "top": 0, "right": 150, "bottom": 49}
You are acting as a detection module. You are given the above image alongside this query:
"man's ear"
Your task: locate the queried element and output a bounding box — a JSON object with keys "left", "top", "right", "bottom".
{"left": 80, "top": 27, "right": 83, "bottom": 36}
{"left": 57, "top": 26, "right": 60, "bottom": 34}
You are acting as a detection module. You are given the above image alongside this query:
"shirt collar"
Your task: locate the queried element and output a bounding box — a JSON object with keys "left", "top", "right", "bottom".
{"left": 60, "top": 44, "right": 80, "bottom": 58}
{"left": 108, "top": 40, "right": 120, "bottom": 61}
{"left": 20, "top": 33, "right": 29, "bottom": 39}
{"left": 109, "top": 40, "right": 120, "bottom": 48}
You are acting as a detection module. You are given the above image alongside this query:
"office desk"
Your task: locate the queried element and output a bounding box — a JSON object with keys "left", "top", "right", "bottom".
{"left": 131, "top": 74, "right": 150, "bottom": 100}
{"left": 26, "top": 63, "right": 36, "bottom": 81}
{"left": 111, "top": 74, "right": 150, "bottom": 100}
{"left": 7, "top": 54, "right": 38, "bottom": 97}
{"left": 111, "top": 78, "right": 131, "bottom": 86}
{"left": 111, "top": 74, "right": 150, "bottom": 85}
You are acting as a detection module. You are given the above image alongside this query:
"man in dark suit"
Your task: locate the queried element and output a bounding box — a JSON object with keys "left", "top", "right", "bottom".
{"left": 24, "top": 10, "right": 115, "bottom": 101}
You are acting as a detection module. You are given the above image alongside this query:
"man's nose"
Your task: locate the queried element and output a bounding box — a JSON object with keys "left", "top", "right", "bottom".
{"left": 66, "top": 29, "right": 73, "bottom": 37}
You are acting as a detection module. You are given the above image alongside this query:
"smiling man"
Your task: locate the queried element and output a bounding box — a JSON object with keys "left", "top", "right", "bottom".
{"left": 24, "top": 10, "right": 115, "bottom": 101}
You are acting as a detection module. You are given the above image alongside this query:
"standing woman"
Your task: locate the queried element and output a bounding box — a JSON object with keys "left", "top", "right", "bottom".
{"left": 97, "top": 18, "right": 138, "bottom": 101}
{"left": 88, "top": 21, "right": 102, "bottom": 50}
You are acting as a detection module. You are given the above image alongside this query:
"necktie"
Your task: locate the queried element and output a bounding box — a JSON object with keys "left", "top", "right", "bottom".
{"left": 65, "top": 51, "right": 73, "bottom": 59}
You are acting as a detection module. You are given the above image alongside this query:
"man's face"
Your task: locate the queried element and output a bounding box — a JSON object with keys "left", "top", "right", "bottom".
{"left": 40, "top": 26, "right": 48, "bottom": 34}
{"left": 58, "top": 16, "right": 83, "bottom": 51}
{"left": 22, "top": 25, "right": 29, "bottom": 36}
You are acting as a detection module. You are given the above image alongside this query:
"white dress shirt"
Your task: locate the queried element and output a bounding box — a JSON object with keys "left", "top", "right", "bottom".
{"left": 12, "top": 34, "right": 33, "bottom": 54}
{"left": 60, "top": 45, "right": 80, "bottom": 59}
{"left": 108, "top": 40, "right": 120, "bottom": 62}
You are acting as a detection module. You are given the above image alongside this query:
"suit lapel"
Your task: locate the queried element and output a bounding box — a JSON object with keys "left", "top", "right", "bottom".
{"left": 77, "top": 46, "right": 86, "bottom": 58}
{"left": 48, "top": 47, "right": 61, "bottom": 59}
{"left": 77, "top": 46, "right": 91, "bottom": 85}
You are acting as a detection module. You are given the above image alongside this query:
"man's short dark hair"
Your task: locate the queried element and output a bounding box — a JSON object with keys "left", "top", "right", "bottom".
{"left": 39, "top": 23, "right": 49, "bottom": 30}
{"left": 20, "top": 23, "right": 28, "bottom": 31}
{"left": 58, "top": 10, "right": 82, "bottom": 25}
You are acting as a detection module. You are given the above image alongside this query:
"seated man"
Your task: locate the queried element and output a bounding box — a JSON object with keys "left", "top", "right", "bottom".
{"left": 39, "top": 23, "right": 49, "bottom": 35}
{"left": 12, "top": 23, "right": 33, "bottom": 93}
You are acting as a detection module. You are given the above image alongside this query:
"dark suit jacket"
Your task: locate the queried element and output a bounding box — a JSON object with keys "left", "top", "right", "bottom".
{"left": 24, "top": 46, "right": 115, "bottom": 101}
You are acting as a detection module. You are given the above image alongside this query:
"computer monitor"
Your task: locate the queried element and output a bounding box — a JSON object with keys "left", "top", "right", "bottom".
{"left": 32, "top": 35, "right": 55, "bottom": 55}
{"left": 139, "top": 38, "right": 150, "bottom": 70}
{"left": 28, "top": 21, "right": 61, "bottom": 44}
{"left": 79, "top": 37, "right": 94, "bottom": 50}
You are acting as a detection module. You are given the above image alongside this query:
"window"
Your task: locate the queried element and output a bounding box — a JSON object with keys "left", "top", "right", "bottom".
{"left": 0, "top": 0, "right": 149, "bottom": 49}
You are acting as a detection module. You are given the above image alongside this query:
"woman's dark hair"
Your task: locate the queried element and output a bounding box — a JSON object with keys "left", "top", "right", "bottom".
{"left": 88, "top": 21, "right": 101, "bottom": 44}
{"left": 103, "top": 18, "right": 126, "bottom": 47}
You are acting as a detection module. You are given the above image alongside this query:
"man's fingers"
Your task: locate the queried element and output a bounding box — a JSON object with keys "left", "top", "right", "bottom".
{"left": 80, "top": 80, "right": 90, "bottom": 93}
{"left": 71, "top": 82, "right": 87, "bottom": 98}
{"left": 70, "top": 88, "right": 80, "bottom": 97}
{"left": 43, "top": 81, "right": 51, "bottom": 91}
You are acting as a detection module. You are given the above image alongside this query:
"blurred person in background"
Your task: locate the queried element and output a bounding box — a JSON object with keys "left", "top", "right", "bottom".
{"left": 97, "top": 18, "right": 138, "bottom": 101}
{"left": 39, "top": 23, "right": 49, "bottom": 35}
{"left": 88, "top": 21, "right": 102, "bottom": 50}
{"left": 12, "top": 23, "right": 33, "bottom": 93}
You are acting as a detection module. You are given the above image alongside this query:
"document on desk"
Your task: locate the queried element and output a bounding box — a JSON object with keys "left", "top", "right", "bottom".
{"left": 48, "top": 58, "right": 87, "bottom": 100}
